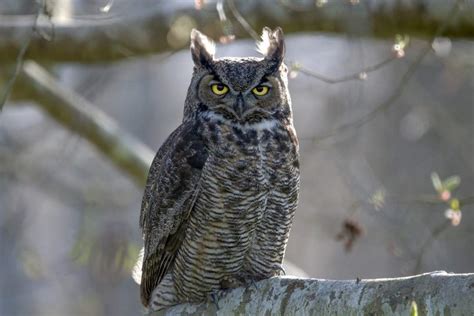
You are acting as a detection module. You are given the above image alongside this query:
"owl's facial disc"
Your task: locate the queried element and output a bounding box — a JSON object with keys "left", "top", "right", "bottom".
{"left": 199, "top": 74, "right": 276, "bottom": 123}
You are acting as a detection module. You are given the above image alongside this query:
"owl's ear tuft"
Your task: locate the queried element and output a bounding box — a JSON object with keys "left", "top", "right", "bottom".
{"left": 190, "top": 29, "right": 215, "bottom": 68}
{"left": 257, "top": 27, "right": 285, "bottom": 70}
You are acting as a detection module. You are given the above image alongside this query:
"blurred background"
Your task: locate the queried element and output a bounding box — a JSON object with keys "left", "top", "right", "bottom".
{"left": 0, "top": 0, "right": 473, "bottom": 315}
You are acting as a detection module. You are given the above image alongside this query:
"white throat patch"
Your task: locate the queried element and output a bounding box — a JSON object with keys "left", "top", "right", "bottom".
{"left": 202, "top": 111, "right": 277, "bottom": 131}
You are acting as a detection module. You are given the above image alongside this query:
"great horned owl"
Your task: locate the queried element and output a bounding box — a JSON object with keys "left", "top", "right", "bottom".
{"left": 135, "top": 27, "right": 299, "bottom": 311}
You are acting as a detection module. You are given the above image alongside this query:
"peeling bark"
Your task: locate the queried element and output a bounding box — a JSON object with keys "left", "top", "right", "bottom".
{"left": 0, "top": 0, "right": 472, "bottom": 63}
{"left": 151, "top": 271, "right": 474, "bottom": 315}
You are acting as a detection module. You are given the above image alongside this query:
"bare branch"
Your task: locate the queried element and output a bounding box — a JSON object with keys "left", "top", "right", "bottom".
{"left": 413, "top": 222, "right": 451, "bottom": 274}
{"left": 150, "top": 272, "right": 474, "bottom": 315}
{"left": 310, "top": 45, "right": 428, "bottom": 142}
{"left": 308, "top": 0, "right": 464, "bottom": 143}
{"left": 0, "top": 0, "right": 472, "bottom": 63}
{"left": 0, "top": 3, "right": 44, "bottom": 110}
{"left": 227, "top": 0, "right": 260, "bottom": 41}
{"left": 14, "top": 60, "right": 154, "bottom": 186}
{"left": 293, "top": 55, "right": 397, "bottom": 84}
{"left": 215, "top": 0, "right": 236, "bottom": 43}
{"left": 460, "top": 196, "right": 474, "bottom": 206}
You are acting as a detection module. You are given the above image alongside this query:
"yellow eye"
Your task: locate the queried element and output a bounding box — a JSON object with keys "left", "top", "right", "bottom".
{"left": 211, "top": 83, "right": 229, "bottom": 95}
{"left": 252, "top": 86, "right": 269, "bottom": 96}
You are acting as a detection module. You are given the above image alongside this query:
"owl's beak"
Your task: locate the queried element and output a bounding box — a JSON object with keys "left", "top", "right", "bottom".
{"left": 232, "top": 94, "right": 249, "bottom": 120}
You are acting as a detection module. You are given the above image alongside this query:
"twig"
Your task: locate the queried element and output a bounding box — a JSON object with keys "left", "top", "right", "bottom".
{"left": 0, "top": 36, "right": 31, "bottom": 111}
{"left": 226, "top": 0, "right": 260, "bottom": 41}
{"left": 0, "top": 5, "right": 44, "bottom": 111}
{"left": 309, "top": 0, "right": 464, "bottom": 142}
{"left": 413, "top": 221, "right": 451, "bottom": 274}
{"left": 293, "top": 55, "right": 397, "bottom": 84}
{"left": 216, "top": 0, "right": 235, "bottom": 40}
{"left": 310, "top": 49, "right": 427, "bottom": 142}
{"left": 460, "top": 196, "right": 474, "bottom": 206}
{"left": 397, "top": 195, "right": 474, "bottom": 208}
{"left": 389, "top": 194, "right": 444, "bottom": 205}
{"left": 216, "top": 0, "right": 226, "bottom": 21}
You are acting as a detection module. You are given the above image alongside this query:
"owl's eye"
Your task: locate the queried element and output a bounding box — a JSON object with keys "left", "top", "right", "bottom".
{"left": 211, "top": 83, "right": 229, "bottom": 95}
{"left": 252, "top": 86, "right": 269, "bottom": 96}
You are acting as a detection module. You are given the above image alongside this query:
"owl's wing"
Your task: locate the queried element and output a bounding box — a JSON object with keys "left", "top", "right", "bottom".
{"left": 138, "top": 121, "right": 208, "bottom": 307}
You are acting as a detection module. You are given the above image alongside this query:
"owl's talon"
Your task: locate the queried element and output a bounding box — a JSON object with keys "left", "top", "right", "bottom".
{"left": 220, "top": 275, "right": 245, "bottom": 289}
{"left": 249, "top": 278, "right": 258, "bottom": 290}
{"left": 239, "top": 273, "right": 260, "bottom": 290}
{"left": 221, "top": 274, "right": 260, "bottom": 290}
{"left": 275, "top": 265, "right": 286, "bottom": 276}
{"left": 209, "top": 291, "right": 221, "bottom": 310}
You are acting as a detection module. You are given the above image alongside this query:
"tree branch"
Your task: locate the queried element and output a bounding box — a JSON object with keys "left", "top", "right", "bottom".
{"left": 151, "top": 271, "right": 474, "bottom": 315}
{"left": 14, "top": 60, "right": 154, "bottom": 186}
{"left": 303, "top": 0, "right": 465, "bottom": 143}
{"left": 0, "top": 0, "right": 473, "bottom": 63}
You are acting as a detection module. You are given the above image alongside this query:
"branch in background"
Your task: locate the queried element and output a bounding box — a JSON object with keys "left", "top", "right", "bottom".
{"left": 226, "top": 0, "right": 399, "bottom": 85}
{"left": 0, "top": 28, "right": 32, "bottom": 111}
{"left": 227, "top": 0, "right": 260, "bottom": 41}
{"left": 222, "top": 0, "right": 463, "bottom": 145}
{"left": 0, "top": 2, "right": 45, "bottom": 110}
{"left": 215, "top": 0, "right": 236, "bottom": 43}
{"left": 151, "top": 272, "right": 474, "bottom": 315}
{"left": 308, "top": 0, "right": 464, "bottom": 143}
{"left": 291, "top": 55, "right": 397, "bottom": 84}
{"left": 413, "top": 222, "right": 451, "bottom": 274}
{"left": 309, "top": 46, "right": 428, "bottom": 142}
{"left": 460, "top": 196, "right": 474, "bottom": 206}
{"left": 15, "top": 60, "right": 154, "bottom": 186}
{"left": 0, "top": 0, "right": 473, "bottom": 63}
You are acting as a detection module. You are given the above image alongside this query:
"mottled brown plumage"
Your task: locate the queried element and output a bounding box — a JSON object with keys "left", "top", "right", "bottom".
{"left": 135, "top": 27, "right": 299, "bottom": 311}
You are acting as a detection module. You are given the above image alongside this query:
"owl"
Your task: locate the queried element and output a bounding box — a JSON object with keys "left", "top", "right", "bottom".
{"left": 134, "top": 27, "right": 299, "bottom": 311}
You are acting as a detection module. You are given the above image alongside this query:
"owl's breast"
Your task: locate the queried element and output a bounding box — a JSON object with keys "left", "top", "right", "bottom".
{"left": 172, "top": 116, "right": 299, "bottom": 301}
{"left": 199, "top": 117, "right": 298, "bottom": 190}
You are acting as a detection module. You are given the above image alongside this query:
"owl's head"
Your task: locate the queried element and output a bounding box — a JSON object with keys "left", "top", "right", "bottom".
{"left": 184, "top": 27, "right": 291, "bottom": 124}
